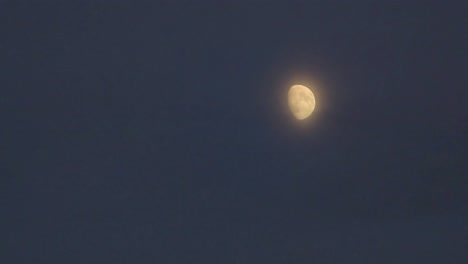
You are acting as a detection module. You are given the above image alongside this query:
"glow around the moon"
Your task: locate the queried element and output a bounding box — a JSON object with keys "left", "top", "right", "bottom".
{"left": 288, "top": 84, "right": 316, "bottom": 120}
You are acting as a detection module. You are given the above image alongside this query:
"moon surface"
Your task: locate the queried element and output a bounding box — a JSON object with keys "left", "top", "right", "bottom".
{"left": 288, "top": 84, "right": 316, "bottom": 120}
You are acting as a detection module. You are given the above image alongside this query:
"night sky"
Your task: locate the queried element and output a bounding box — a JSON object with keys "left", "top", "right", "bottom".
{"left": 2, "top": 1, "right": 467, "bottom": 263}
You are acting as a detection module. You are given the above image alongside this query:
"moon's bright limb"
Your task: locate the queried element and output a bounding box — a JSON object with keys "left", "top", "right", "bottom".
{"left": 288, "top": 84, "right": 316, "bottom": 120}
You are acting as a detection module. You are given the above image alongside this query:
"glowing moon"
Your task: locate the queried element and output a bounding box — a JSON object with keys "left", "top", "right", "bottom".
{"left": 288, "top": 84, "right": 316, "bottom": 120}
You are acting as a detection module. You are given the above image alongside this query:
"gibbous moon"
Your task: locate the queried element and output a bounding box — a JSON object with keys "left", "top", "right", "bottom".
{"left": 288, "top": 84, "right": 316, "bottom": 120}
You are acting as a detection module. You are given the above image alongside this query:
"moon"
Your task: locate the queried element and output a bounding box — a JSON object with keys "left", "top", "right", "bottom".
{"left": 288, "top": 84, "right": 316, "bottom": 120}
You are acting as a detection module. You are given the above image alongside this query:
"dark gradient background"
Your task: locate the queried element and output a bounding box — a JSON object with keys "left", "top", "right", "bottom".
{"left": 2, "top": 1, "right": 467, "bottom": 263}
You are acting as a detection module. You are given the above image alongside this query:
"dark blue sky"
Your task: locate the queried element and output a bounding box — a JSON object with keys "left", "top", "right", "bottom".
{"left": 2, "top": 1, "right": 467, "bottom": 263}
